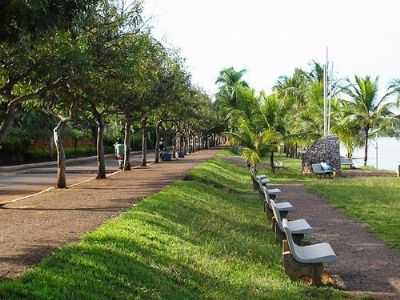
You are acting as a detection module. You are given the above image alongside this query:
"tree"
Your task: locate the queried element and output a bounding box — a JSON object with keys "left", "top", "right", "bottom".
{"left": 215, "top": 67, "right": 250, "bottom": 131}
{"left": 343, "top": 76, "right": 397, "bottom": 166}
{"left": 228, "top": 117, "right": 280, "bottom": 173}
{"left": 70, "top": 0, "right": 145, "bottom": 178}
{"left": 0, "top": 0, "right": 100, "bottom": 144}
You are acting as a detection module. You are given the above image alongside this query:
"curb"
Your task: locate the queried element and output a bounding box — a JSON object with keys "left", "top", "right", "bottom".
{"left": 0, "top": 151, "right": 142, "bottom": 173}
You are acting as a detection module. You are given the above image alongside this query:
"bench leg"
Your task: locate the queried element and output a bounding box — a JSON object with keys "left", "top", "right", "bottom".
{"left": 272, "top": 218, "right": 286, "bottom": 242}
{"left": 251, "top": 178, "right": 258, "bottom": 190}
{"left": 279, "top": 210, "right": 288, "bottom": 219}
{"left": 272, "top": 220, "right": 304, "bottom": 244}
{"left": 258, "top": 190, "right": 264, "bottom": 201}
{"left": 292, "top": 233, "right": 305, "bottom": 245}
{"left": 265, "top": 205, "right": 273, "bottom": 219}
{"left": 282, "top": 240, "right": 324, "bottom": 285}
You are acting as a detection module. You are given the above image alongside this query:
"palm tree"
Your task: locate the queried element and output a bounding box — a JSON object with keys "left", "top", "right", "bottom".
{"left": 215, "top": 67, "right": 249, "bottom": 121}
{"left": 331, "top": 101, "right": 363, "bottom": 159}
{"left": 228, "top": 117, "right": 280, "bottom": 173}
{"left": 258, "top": 92, "right": 288, "bottom": 171}
{"left": 343, "top": 76, "right": 396, "bottom": 166}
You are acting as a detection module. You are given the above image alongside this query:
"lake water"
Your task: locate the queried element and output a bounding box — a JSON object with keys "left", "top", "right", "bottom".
{"left": 341, "top": 137, "right": 400, "bottom": 171}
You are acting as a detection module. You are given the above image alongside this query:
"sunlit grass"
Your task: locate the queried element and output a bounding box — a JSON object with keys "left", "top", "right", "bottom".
{"left": 239, "top": 151, "right": 400, "bottom": 250}
{"left": 306, "top": 176, "right": 400, "bottom": 249}
{"left": 0, "top": 153, "right": 342, "bottom": 299}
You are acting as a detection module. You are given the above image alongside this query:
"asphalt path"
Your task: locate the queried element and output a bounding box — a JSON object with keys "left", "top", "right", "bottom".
{"left": 0, "top": 152, "right": 155, "bottom": 204}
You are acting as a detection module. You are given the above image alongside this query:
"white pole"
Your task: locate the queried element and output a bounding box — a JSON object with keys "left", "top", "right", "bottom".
{"left": 375, "top": 133, "right": 378, "bottom": 169}
{"left": 327, "top": 55, "right": 332, "bottom": 135}
{"left": 323, "top": 47, "right": 328, "bottom": 137}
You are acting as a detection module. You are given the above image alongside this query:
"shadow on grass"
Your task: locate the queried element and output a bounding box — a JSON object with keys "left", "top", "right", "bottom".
{"left": 0, "top": 156, "right": 342, "bottom": 300}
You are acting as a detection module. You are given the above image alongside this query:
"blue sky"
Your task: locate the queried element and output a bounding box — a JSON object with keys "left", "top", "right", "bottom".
{"left": 143, "top": 0, "right": 400, "bottom": 96}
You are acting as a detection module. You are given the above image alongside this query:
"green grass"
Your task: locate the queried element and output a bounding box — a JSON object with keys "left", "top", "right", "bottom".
{"left": 306, "top": 177, "right": 400, "bottom": 249}
{"left": 258, "top": 153, "right": 311, "bottom": 183}
{"left": 254, "top": 152, "right": 400, "bottom": 250}
{"left": 0, "top": 153, "right": 342, "bottom": 299}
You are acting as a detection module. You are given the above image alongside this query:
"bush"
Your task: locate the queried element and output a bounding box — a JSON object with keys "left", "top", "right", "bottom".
{"left": 0, "top": 128, "right": 32, "bottom": 165}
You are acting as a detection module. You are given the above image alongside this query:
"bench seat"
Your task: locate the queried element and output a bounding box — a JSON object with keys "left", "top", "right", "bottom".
{"left": 259, "top": 177, "right": 270, "bottom": 185}
{"left": 271, "top": 200, "right": 311, "bottom": 236}
{"left": 291, "top": 242, "right": 336, "bottom": 264}
{"left": 312, "top": 163, "right": 334, "bottom": 176}
{"left": 286, "top": 219, "right": 312, "bottom": 235}
{"left": 282, "top": 219, "right": 336, "bottom": 264}
{"left": 275, "top": 201, "right": 295, "bottom": 212}
{"left": 267, "top": 188, "right": 281, "bottom": 194}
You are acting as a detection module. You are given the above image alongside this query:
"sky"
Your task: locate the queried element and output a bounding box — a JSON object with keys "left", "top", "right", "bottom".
{"left": 142, "top": 0, "right": 400, "bottom": 96}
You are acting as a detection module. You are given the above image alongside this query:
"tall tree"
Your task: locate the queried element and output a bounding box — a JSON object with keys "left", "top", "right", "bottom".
{"left": 343, "top": 76, "right": 397, "bottom": 166}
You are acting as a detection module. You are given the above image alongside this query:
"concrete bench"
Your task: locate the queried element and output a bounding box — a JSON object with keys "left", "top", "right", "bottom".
{"left": 270, "top": 200, "right": 312, "bottom": 243}
{"left": 161, "top": 152, "right": 172, "bottom": 161}
{"left": 311, "top": 163, "right": 334, "bottom": 177}
{"left": 273, "top": 161, "right": 284, "bottom": 169}
{"left": 258, "top": 179, "right": 281, "bottom": 200}
{"left": 256, "top": 174, "right": 268, "bottom": 181}
{"left": 249, "top": 169, "right": 259, "bottom": 190}
{"left": 262, "top": 186, "right": 292, "bottom": 218}
{"left": 282, "top": 218, "right": 336, "bottom": 285}
{"left": 340, "top": 157, "right": 353, "bottom": 168}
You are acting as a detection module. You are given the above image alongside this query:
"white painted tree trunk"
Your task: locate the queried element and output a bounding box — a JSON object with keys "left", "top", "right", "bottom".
{"left": 123, "top": 117, "right": 132, "bottom": 171}
{"left": 141, "top": 117, "right": 148, "bottom": 167}
{"left": 96, "top": 116, "right": 106, "bottom": 179}
{"left": 54, "top": 120, "right": 67, "bottom": 188}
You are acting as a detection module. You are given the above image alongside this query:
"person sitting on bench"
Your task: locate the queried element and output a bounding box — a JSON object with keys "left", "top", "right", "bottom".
{"left": 320, "top": 160, "right": 334, "bottom": 172}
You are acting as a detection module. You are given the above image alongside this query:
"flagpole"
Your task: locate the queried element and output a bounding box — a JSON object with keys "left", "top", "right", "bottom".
{"left": 323, "top": 47, "right": 328, "bottom": 136}
{"left": 327, "top": 48, "right": 331, "bottom": 135}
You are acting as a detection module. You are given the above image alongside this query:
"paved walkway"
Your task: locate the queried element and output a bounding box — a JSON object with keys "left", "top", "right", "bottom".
{"left": 278, "top": 183, "right": 400, "bottom": 298}
{"left": 0, "top": 150, "right": 217, "bottom": 278}
{"left": 0, "top": 152, "right": 152, "bottom": 204}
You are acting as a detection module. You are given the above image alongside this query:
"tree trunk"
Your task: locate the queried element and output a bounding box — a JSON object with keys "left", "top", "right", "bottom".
{"left": 364, "top": 127, "right": 369, "bottom": 167}
{"left": 90, "top": 125, "right": 98, "bottom": 147}
{"left": 48, "top": 134, "right": 54, "bottom": 159}
{"left": 123, "top": 117, "right": 132, "bottom": 171}
{"left": 141, "top": 117, "right": 148, "bottom": 167}
{"left": 270, "top": 151, "right": 275, "bottom": 173}
{"left": 91, "top": 105, "right": 106, "bottom": 179}
{"left": 172, "top": 131, "right": 177, "bottom": 158}
{"left": 185, "top": 135, "right": 189, "bottom": 154}
{"left": 96, "top": 116, "right": 106, "bottom": 179}
{"left": 178, "top": 133, "right": 183, "bottom": 154}
{"left": 0, "top": 103, "right": 19, "bottom": 145}
{"left": 54, "top": 119, "right": 67, "bottom": 188}
{"left": 155, "top": 121, "right": 161, "bottom": 163}
{"left": 192, "top": 136, "right": 195, "bottom": 152}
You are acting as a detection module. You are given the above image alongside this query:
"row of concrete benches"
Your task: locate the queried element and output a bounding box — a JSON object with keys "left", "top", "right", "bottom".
{"left": 250, "top": 169, "right": 337, "bottom": 285}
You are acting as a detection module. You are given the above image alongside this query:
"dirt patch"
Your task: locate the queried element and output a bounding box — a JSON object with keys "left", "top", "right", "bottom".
{"left": 0, "top": 150, "right": 217, "bottom": 279}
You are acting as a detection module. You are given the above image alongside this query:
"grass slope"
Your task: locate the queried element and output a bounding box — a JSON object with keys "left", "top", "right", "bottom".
{"left": 0, "top": 154, "right": 342, "bottom": 299}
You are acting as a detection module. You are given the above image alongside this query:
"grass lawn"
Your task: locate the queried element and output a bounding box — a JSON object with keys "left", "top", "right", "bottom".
{"left": 306, "top": 177, "right": 400, "bottom": 249}
{"left": 259, "top": 153, "right": 400, "bottom": 249}
{"left": 0, "top": 152, "right": 342, "bottom": 300}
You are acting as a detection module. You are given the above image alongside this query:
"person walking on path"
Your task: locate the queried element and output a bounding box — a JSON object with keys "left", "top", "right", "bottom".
{"left": 114, "top": 140, "right": 124, "bottom": 169}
